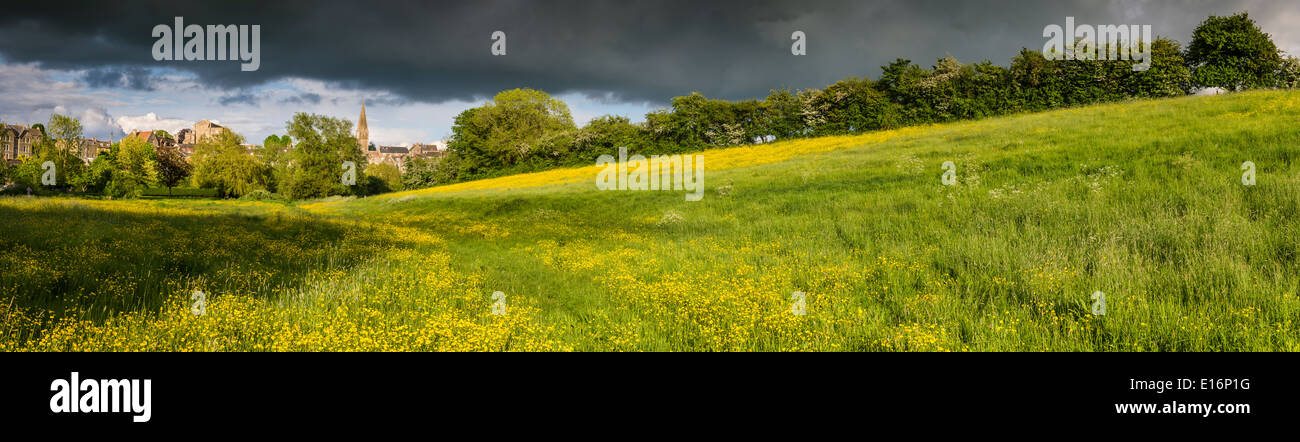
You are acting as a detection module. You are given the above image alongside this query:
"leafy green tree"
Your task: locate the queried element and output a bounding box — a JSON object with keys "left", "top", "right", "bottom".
{"left": 1129, "top": 38, "right": 1192, "bottom": 97}
{"left": 448, "top": 88, "right": 576, "bottom": 177}
{"left": 259, "top": 133, "right": 295, "bottom": 194}
{"left": 402, "top": 155, "right": 455, "bottom": 189}
{"left": 110, "top": 134, "right": 159, "bottom": 197}
{"left": 763, "top": 89, "right": 805, "bottom": 140}
{"left": 1009, "top": 48, "right": 1059, "bottom": 110}
{"left": 154, "top": 144, "right": 192, "bottom": 192}
{"left": 566, "top": 115, "right": 645, "bottom": 163}
{"left": 73, "top": 153, "right": 115, "bottom": 194}
{"left": 811, "top": 77, "right": 894, "bottom": 134}
{"left": 1186, "top": 12, "right": 1283, "bottom": 90}
{"left": 664, "top": 92, "right": 710, "bottom": 146}
{"left": 402, "top": 156, "right": 435, "bottom": 188}
{"left": 961, "top": 61, "right": 1015, "bottom": 119}
{"left": 191, "top": 129, "right": 264, "bottom": 197}
{"left": 729, "top": 99, "right": 766, "bottom": 144}
{"left": 46, "top": 114, "right": 85, "bottom": 189}
{"left": 650, "top": 92, "right": 755, "bottom": 148}
{"left": 284, "top": 113, "right": 364, "bottom": 198}
{"left": 18, "top": 139, "right": 81, "bottom": 190}
{"left": 256, "top": 140, "right": 291, "bottom": 194}
{"left": 877, "top": 59, "right": 926, "bottom": 103}
{"left": 263, "top": 134, "right": 292, "bottom": 149}
{"left": 915, "top": 56, "right": 965, "bottom": 121}
{"left": 1278, "top": 55, "right": 1300, "bottom": 89}
{"left": 365, "top": 162, "right": 403, "bottom": 193}
{"left": 8, "top": 155, "right": 43, "bottom": 189}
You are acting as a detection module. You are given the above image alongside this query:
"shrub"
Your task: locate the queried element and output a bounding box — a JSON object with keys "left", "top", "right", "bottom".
{"left": 238, "top": 189, "right": 287, "bottom": 201}
{"left": 141, "top": 187, "right": 220, "bottom": 198}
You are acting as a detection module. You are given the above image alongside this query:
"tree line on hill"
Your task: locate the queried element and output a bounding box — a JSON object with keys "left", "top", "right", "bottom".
{"left": 403, "top": 12, "right": 1300, "bottom": 189}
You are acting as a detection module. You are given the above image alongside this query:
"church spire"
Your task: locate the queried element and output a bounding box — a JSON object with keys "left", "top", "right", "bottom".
{"left": 357, "top": 102, "right": 369, "bottom": 151}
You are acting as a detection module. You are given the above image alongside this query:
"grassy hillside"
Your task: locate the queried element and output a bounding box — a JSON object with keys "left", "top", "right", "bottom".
{"left": 4, "top": 90, "right": 1300, "bottom": 351}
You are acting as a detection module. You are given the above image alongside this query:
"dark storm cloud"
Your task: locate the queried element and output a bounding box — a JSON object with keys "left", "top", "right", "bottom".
{"left": 82, "top": 66, "right": 158, "bottom": 91}
{"left": 218, "top": 91, "right": 259, "bottom": 106}
{"left": 0, "top": 0, "right": 1291, "bottom": 104}
{"left": 279, "top": 93, "right": 322, "bottom": 105}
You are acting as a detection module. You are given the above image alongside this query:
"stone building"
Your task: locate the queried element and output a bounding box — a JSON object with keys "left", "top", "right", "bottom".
{"left": 77, "top": 138, "right": 112, "bottom": 163}
{"left": 373, "top": 146, "right": 410, "bottom": 169}
{"left": 408, "top": 141, "right": 447, "bottom": 158}
{"left": 193, "top": 120, "right": 225, "bottom": 143}
{"left": 129, "top": 131, "right": 177, "bottom": 149}
{"left": 366, "top": 142, "right": 447, "bottom": 171}
{"left": 174, "top": 121, "right": 226, "bottom": 157}
{"left": 1, "top": 124, "right": 44, "bottom": 164}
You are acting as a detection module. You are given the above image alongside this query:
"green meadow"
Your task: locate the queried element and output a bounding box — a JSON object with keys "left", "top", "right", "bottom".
{"left": 3, "top": 90, "right": 1299, "bottom": 351}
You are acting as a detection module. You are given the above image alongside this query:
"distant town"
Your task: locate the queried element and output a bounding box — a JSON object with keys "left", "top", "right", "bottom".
{"left": 2, "top": 104, "right": 446, "bottom": 172}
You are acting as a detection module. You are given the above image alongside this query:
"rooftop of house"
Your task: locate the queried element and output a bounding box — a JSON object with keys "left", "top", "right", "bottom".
{"left": 1, "top": 124, "right": 42, "bottom": 137}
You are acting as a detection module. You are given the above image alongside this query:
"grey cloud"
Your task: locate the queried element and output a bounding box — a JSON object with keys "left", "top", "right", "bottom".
{"left": 82, "top": 66, "right": 157, "bottom": 91}
{"left": 279, "top": 93, "right": 321, "bottom": 105}
{"left": 218, "top": 91, "right": 258, "bottom": 106}
{"left": 0, "top": 1, "right": 1294, "bottom": 106}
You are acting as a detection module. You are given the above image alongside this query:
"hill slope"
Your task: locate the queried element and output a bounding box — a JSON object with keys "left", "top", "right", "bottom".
{"left": 4, "top": 90, "right": 1300, "bottom": 351}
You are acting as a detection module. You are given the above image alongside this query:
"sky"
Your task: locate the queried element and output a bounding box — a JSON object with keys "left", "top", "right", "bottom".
{"left": 0, "top": 0, "right": 1297, "bottom": 146}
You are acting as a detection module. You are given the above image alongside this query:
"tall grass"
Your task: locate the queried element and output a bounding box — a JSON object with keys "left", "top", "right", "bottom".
{"left": 3, "top": 90, "right": 1299, "bottom": 351}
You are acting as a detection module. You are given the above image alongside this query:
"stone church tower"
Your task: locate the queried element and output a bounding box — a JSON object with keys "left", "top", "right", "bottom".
{"left": 357, "top": 103, "right": 369, "bottom": 152}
